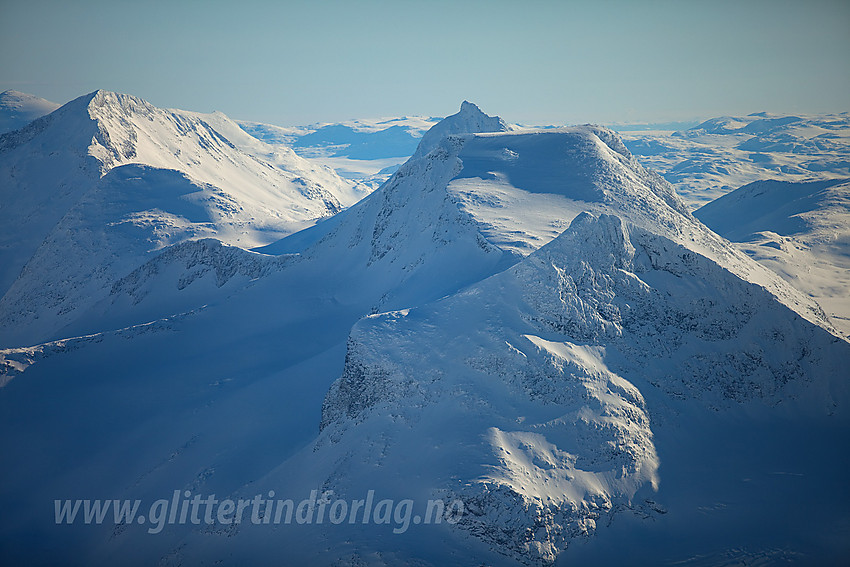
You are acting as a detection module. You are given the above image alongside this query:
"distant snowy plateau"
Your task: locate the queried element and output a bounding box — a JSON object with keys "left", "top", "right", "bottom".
{"left": 0, "top": 91, "right": 848, "bottom": 566}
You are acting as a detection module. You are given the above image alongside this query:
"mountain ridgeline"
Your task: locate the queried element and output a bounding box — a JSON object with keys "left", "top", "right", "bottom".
{"left": 0, "top": 97, "right": 847, "bottom": 566}
{"left": 0, "top": 90, "right": 360, "bottom": 346}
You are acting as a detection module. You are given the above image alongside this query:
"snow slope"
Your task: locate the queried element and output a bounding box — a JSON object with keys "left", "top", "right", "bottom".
{"left": 316, "top": 212, "right": 849, "bottom": 565}
{"left": 622, "top": 112, "right": 850, "bottom": 208}
{"left": 0, "top": 90, "right": 358, "bottom": 347}
{"left": 696, "top": 178, "right": 850, "bottom": 338}
{"left": 294, "top": 113, "right": 832, "bottom": 333}
{"left": 158, "top": 109, "right": 850, "bottom": 563}
{"left": 0, "top": 90, "right": 59, "bottom": 134}
{"left": 0, "top": 101, "right": 848, "bottom": 567}
{"left": 285, "top": 117, "right": 848, "bottom": 565}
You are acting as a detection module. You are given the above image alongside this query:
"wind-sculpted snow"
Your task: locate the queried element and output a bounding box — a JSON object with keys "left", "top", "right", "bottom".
{"left": 318, "top": 213, "right": 850, "bottom": 564}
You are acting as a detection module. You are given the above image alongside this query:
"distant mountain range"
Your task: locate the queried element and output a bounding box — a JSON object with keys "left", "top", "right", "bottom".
{"left": 8, "top": 90, "right": 847, "bottom": 211}
{"left": 622, "top": 112, "right": 850, "bottom": 207}
{"left": 238, "top": 114, "right": 440, "bottom": 191}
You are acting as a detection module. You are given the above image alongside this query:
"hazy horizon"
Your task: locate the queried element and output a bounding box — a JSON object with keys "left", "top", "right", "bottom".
{"left": 2, "top": 0, "right": 849, "bottom": 127}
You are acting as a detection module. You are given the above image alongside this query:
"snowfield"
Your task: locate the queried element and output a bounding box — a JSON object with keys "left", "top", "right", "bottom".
{"left": 0, "top": 97, "right": 848, "bottom": 566}
{"left": 621, "top": 112, "right": 850, "bottom": 208}
{"left": 696, "top": 178, "right": 850, "bottom": 338}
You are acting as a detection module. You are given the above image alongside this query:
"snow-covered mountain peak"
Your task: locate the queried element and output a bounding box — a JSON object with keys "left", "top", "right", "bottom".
{"left": 0, "top": 89, "right": 43, "bottom": 103}
{"left": 0, "top": 90, "right": 60, "bottom": 134}
{"left": 0, "top": 89, "right": 361, "bottom": 346}
{"left": 0, "top": 90, "right": 59, "bottom": 113}
{"left": 442, "top": 125, "right": 694, "bottom": 252}
{"left": 3, "top": 93, "right": 850, "bottom": 566}
{"left": 19, "top": 89, "right": 357, "bottom": 207}
{"left": 71, "top": 90, "right": 258, "bottom": 172}
{"left": 546, "top": 211, "right": 636, "bottom": 267}
{"left": 412, "top": 100, "right": 509, "bottom": 159}
{"left": 458, "top": 99, "right": 488, "bottom": 117}
{"left": 274, "top": 120, "right": 836, "bottom": 337}
{"left": 86, "top": 88, "right": 146, "bottom": 109}
{"left": 314, "top": 205, "right": 849, "bottom": 564}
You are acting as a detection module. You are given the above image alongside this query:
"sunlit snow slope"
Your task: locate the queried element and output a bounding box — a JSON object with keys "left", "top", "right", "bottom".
{"left": 0, "top": 101, "right": 847, "bottom": 567}
{"left": 284, "top": 111, "right": 849, "bottom": 565}
{"left": 696, "top": 178, "right": 850, "bottom": 338}
{"left": 0, "top": 90, "right": 358, "bottom": 346}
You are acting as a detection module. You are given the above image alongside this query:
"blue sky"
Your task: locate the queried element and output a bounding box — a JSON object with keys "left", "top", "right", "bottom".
{"left": 1, "top": 0, "right": 848, "bottom": 126}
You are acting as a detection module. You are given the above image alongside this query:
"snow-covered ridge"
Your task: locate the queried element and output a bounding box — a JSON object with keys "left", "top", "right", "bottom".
{"left": 112, "top": 237, "right": 292, "bottom": 301}
{"left": 0, "top": 308, "right": 199, "bottom": 389}
{"left": 294, "top": 112, "right": 834, "bottom": 335}
{"left": 82, "top": 238, "right": 295, "bottom": 334}
{"left": 317, "top": 212, "right": 850, "bottom": 565}
{"left": 0, "top": 90, "right": 359, "bottom": 347}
